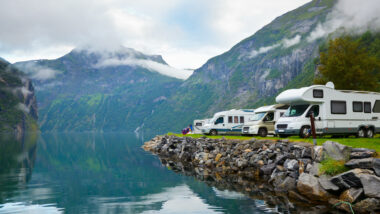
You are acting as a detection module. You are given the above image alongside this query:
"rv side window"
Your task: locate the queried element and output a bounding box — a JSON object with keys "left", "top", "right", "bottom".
{"left": 240, "top": 116, "right": 244, "bottom": 123}
{"left": 331, "top": 101, "right": 346, "bottom": 114}
{"left": 228, "top": 116, "right": 233, "bottom": 123}
{"left": 373, "top": 100, "right": 380, "bottom": 113}
{"left": 313, "top": 89, "right": 323, "bottom": 98}
{"left": 234, "top": 116, "right": 239, "bottom": 123}
{"left": 195, "top": 122, "right": 203, "bottom": 126}
{"left": 353, "top": 102, "right": 363, "bottom": 112}
{"left": 215, "top": 117, "right": 224, "bottom": 125}
{"left": 364, "top": 102, "right": 371, "bottom": 113}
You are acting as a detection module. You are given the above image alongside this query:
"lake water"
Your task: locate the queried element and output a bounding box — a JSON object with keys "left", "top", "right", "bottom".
{"left": 0, "top": 133, "right": 289, "bottom": 214}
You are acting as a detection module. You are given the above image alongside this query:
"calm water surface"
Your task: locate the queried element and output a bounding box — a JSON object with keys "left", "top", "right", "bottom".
{"left": 0, "top": 133, "right": 284, "bottom": 214}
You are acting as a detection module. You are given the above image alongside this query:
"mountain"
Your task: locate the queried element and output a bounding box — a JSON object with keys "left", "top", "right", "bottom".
{"left": 15, "top": 47, "right": 183, "bottom": 132}
{"left": 0, "top": 58, "right": 38, "bottom": 136}
{"left": 143, "top": 0, "right": 336, "bottom": 134}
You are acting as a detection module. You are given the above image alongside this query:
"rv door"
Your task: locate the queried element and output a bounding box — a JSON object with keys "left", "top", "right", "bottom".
{"left": 306, "top": 105, "right": 322, "bottom": 134}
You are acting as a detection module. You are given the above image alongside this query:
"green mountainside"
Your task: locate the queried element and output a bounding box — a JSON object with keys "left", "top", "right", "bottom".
{"left": 144, "top": 0, "right": 336, "bottom": 134}
{"left": 0, "top": 58, "right": 38, "bottom": 135}
{"left": 15, "top": 47, "right": 182, "bottom": 132}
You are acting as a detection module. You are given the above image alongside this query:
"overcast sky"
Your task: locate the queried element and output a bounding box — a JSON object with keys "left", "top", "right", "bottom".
{"left": 0, "top": 0, "right": 310, "bottom": 69}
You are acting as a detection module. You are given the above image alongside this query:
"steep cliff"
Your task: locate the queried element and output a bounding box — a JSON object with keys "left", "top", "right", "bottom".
{"left": 0, "top": 58, "right": 38, "bottom": 136}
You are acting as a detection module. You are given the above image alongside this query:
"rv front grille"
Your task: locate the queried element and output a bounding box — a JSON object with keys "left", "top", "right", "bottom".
{"left": 243, "top": 127, "right": 249, "bottom": 132}
{"left": 276, "top": 124, "right": 288, "bottom": 129}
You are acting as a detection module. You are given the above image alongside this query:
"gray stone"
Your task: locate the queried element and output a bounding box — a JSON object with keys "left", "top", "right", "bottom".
{"left": 331, "top": 169, "right": 373, "bottom": 190}
{"left": 354, "top": 198, "right": 380, "bottom": 214}
{"left": 373, "top": 158, "right": 380, "bottom": 176}
{"left": 345, "top": 158, "right": 374, "bottom": 169}
{"left": 260, "top": 163, "right": 276, "bottom": 175}
{"left": 301, "top": 147, "right": 313, "bottom": 158}
{"left": 322, "top": 141, "right": 352, "bottom": 161}
{"left": 313, "top": 146, "right": 323, "bottom": 162}
{"left": 284, "top": 159, "right": 299, "bottom": 171}
{"left": 318, "top": 175, "right": 339, "bottom": 192}
{"left": 297, "top": 173, "right": 332, "bottom": 201}
{"left": 350, "top": 151, "right": 375, "bottom": 159}
{"left": 309, "top": 162, "right": 321, "bottom": 176}
{"left": 275, "top": 154, "right": 288, "bottom": 165}
{"left": 352, "top": 148, "right": 376, "bottom": 153}
{"left": 359, "top": 173, "right": 380, "bottom": 198}
{"left": 339, "top": 188, "right": 363, "bottom": 203}
{"left": 277, "top": 176, "right": 296, "bottom": 191}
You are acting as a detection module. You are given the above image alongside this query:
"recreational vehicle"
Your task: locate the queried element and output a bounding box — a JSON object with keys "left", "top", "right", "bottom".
{"left": 242, "top": 104, "right": 288, "bottom": 137}
{"left": 193, "top": 119, "right": 211, "bottom": 134}
{"left": 275, "top": 82, "right": 380, "bottom": 138}
{"left": 201, "top": 109, "right": 255, "bottom": 135}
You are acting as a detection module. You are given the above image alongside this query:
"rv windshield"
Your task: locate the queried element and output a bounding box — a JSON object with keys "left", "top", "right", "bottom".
{"left": 284, "top": 104, "right": 310, "bottom": 117}
{"left": 249, "top": 112, "right": 266, "bottom": 121}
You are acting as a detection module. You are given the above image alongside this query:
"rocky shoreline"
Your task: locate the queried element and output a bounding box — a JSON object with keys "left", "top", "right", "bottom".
{"left": 143, "top": 135, "right": 380, "bottom": 213}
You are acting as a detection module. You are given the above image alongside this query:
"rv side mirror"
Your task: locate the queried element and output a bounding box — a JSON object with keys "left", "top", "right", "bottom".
{"left": 318, "top": 117, "right": 321, "bottom": 121}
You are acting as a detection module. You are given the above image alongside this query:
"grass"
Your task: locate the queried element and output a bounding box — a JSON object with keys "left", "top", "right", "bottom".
{"left": 167, "top": 132, "right": 380, "bottom": 153}
{"left": 320, "top": 158, "right": 349, "bottom": 176}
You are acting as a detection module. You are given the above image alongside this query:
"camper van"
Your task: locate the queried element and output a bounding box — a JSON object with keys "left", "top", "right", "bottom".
{"left": 201, "top": 109, "right": 255, "bottom": 135}
{"left": 275, "top": 82, "right": 380, "bottom": 138}
{"left": 242, "top": 104, "right": 288, "bottom": 137}
{"left": 193, "top": 119, "right": 211, "bottom": 134}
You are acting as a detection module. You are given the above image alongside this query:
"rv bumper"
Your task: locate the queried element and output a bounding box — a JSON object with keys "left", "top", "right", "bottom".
{"left": 275, "top": 129, "right": 300, "bottom": 135}
{"left": 242, "top": 126, "right": 258, "bottom": 135}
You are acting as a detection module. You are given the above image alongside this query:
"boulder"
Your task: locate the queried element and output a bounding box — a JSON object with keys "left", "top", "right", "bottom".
{"left": 313, "top": 146, "right": 323, "bottom": 162}
{"left": 301, "top": 147, "right": 313, "bottom": 158}
{"left": 373, "top": 158, "right": 380, "bottom": 176}
{"left": 318, "top": 175, "right": 339, "bottom": 192}
{"left": 308, "top": 162, "right": 321, "bottom": 177}
{"left": 322, "top": 141, "right": 351, "bottom": 161}
{"left": 350, "top": 151, "right": 376, "bottom": 159}
{"left": 331, "top": 169, "right": 373, "bottom": 190}
{"left": 359, "top": 173, "right": 380, "bottom": 198}
{"left": 354, "top": 198, "right": 380, "bottom": 214}
{"left": 288, "top": 190, "right": 311, "bottom": 203}
{"left": 339, "top": 188, "right": 364, "bottom": 203}
{"left": 260, "top": 163, "right": 276, "bottom": 175}
{"left": 277, "top": 176, "right": 296, "bottom": 191}
{"left": 284, "top": 159, "right": 299, "bottom": 171}
{"left": 297, "top": 173, "right": 332, "bottom": 201}
{"left": 345, "top": 158, "right": 374, "bottom": 169}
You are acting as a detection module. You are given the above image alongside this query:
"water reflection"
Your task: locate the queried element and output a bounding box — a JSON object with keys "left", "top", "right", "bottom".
{"left": 0, "top": 133, "right": 290, "bottom": 213}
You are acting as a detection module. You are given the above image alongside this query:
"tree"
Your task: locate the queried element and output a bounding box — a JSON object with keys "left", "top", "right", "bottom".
{"left": 314, "top": 35, "right": 380, "bottom": 91}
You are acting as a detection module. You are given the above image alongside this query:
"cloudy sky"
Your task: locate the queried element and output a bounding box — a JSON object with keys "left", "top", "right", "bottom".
{"left": 0, "top": 0, "right": 310, "bottom": 69}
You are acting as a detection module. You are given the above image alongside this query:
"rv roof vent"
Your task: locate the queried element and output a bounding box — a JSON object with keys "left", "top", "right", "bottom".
{"left": 326, "top": 82, "right": 334, "bottom": 89}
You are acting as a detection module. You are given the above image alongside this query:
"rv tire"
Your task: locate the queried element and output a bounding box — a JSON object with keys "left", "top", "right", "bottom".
{"left": 299, "top": 126, "right": 311, "bottom": 138}
{"left": 258, "top": 128, "right": 267, "bottom": 137}
{"left": 210, "top": 129, "right": 218, "bottom": 136}
{"left": 366, "top": 128, "right": 374, "bottom": 138}
{"left": 357, "top": 128, "right": 366, "bottom": 138}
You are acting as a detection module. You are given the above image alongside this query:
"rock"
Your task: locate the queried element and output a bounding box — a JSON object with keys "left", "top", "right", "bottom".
{"left": 359, "top": 173, "right": 380, "bottom": 198}
{"left": 313, "top": 146, "right": 323, "bottom": 162}
{"left": 318, "top": 175, "right": 339, "bottom": 192}
{"left": 322, "top": 141, "right": 352, "bottom": 161}
{"left": 215, "top": 153, "right": 222, "bottom": 162}
{"left": 275, "top": 154, "right": 288, "bottom": 165}
{"left": 277, "top": 176, "right": 296, "bottom": 191}
{"left": 297, "top": 173, "right": 332, "bottom": 201}
{"left": 329, "top": 198, "right": 353, "bottom": 213}
{"left": 288, "top": 190, "right": 310, "bottom": 203}
{"left": 260, "top": 163, "right": 276, "bottom": 175}
{"left": 345, "top": 158, "right": 374, "bottom": 169}
{"left": 350, "top": 151, "right": 375, "bottom": 159}
{"left": 301, "top": 147, "right": 313, "bottom": 158}
{"left": 284, "top": 159, "right": 299, "bottom": 171}
{"left": 309, "top": 162, "right": 321, "bottom": 177}
{"left": 331, "top": 169, "right": 373, "bottom": 190}
{"left": 339, "top": 188, "right": 364, "bottom": 203}
{"left": 373, "top": 158, "right": 380, "bottom": 176}
{"left": 354, "top": 198, "right": 380, "bottom": 214}
{"left": 352, "top": 148, "right": 376, "bottom": 153}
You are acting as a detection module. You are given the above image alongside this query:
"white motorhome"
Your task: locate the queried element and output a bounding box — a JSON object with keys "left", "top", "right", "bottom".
{"left": 193, "top": 119, "right": 211, "bottom": 134}
{"left": 242, "top": 104, "right": 288, "bottom": 137}
{"left": 275, "top": 82, "right": 380, "bottom": 138}
{"left": 201, "top": 109, "right": 255, "bottom": 135}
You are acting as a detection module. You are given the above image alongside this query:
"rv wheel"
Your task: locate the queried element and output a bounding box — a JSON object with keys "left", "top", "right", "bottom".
{"left": 357, "top": 128, "right": 366, "bottom": 138}
{"left": 258, "top": 128, "right": 267, "bottom": 137}
{"left": 366, "top": 128, "right": 374, "bottom": 138}
{"left": 210, "top": 129, "right": 218, "bottom": 136}
{"left": 299, "top": 126, "right": 311, "bottom": 138}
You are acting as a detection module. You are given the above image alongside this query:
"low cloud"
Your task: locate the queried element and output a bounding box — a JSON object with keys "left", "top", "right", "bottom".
{"left": 249, "top": 34, "right": 301, "bottom": 58}
{"left": 19, "top": 62, "right": 60, "bottom": 80}
{"left": 16, "top": 103, "right": 30, "bottom": 114}
{"left": 307, "top": 0, "right": 380, "bottom": 42}
{"left": 95, "top": 58, "right": 193, "bottom": 80}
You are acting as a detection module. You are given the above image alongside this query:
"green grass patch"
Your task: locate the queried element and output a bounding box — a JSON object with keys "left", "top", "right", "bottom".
{"left": 320, "top": 158, "right": 349, "bottom": 176}
{"left": 166, "top": 133, "right": 380, "bottom": 153}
